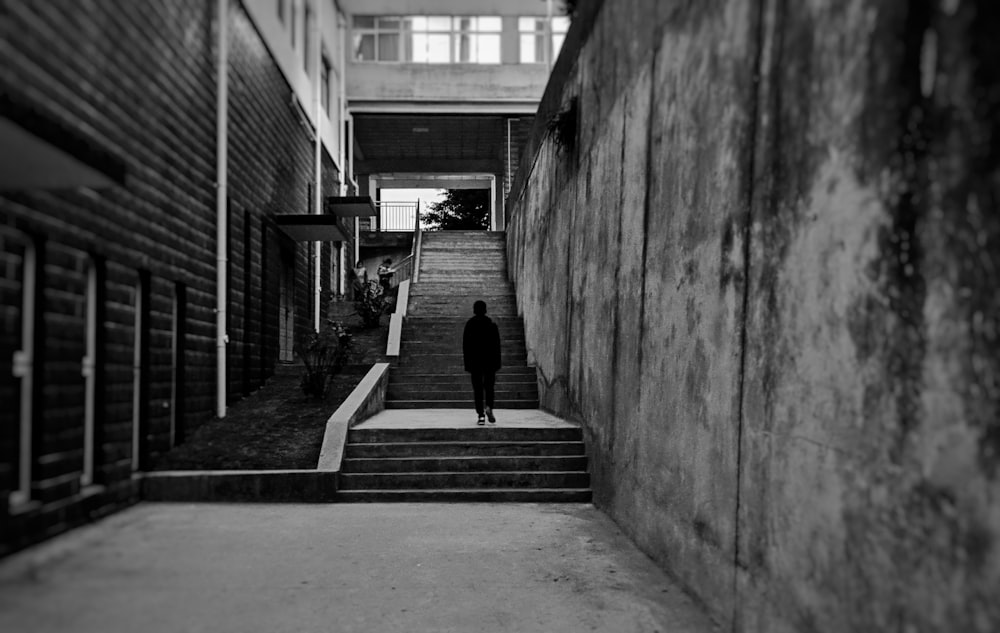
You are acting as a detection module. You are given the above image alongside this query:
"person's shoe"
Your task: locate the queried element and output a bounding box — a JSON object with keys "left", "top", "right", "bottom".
{"left": 485, "top": 407, "right": 496, "bottom": 424}
{"left": 477, "top": 415, "right": 486, "bottom": 426}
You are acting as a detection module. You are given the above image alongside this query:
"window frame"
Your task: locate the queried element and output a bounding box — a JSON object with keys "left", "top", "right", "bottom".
{"left": 351, "top": 15, "right": 503, "bottom": 65}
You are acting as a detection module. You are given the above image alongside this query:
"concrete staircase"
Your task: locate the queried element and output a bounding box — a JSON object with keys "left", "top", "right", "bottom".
{"left": 387, "top": 231, "right": 540, "bottom": 409}
{"left": 338, "top": 230, "right": 590, "bottom": 503}
{"left": 337, "top": 425, "right": 591, "bottom": 502}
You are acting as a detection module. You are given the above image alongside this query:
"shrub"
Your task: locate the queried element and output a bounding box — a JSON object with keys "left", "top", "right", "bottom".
{"left": 295, "top": 320, "right": 352, "bottom": 398}
{"left": 354, "top": 279, "right": 390, "bottom": 328}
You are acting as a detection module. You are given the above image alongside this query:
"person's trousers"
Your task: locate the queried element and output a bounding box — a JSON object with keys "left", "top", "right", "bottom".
{"left": 470, "top": 371, "right": 496, "bottom": 416}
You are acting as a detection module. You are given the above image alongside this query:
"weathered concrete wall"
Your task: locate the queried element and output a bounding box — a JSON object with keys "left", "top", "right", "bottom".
{"left": 506, "top": 0, "right": 1000, "bottom": 631}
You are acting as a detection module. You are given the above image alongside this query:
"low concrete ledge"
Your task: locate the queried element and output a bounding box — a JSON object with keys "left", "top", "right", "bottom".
{"left": 141, "top": 470, "right": 339, "bottom": 503}
{"left": 317, "top": 362, "right": 391, "bottom": 472}
{"left": 397, "top": 278, "right": 410, "bottom": 317}
{"left": 387, "top": 280, "right": 410, "bottom": 356}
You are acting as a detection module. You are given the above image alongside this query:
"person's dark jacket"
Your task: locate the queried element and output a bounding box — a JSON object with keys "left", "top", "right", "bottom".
{"left": 463, "top": 314, "right": 501, "bottom": 373}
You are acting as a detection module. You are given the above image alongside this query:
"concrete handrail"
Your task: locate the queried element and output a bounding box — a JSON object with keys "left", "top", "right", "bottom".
{"left": 316, "top": 362, "right": 390, "bottom": 472}
{"left": 412, "top": 201, "right": 423, "bottom": 283}
{"left": 386, "top": 279, "right": 410, "bottom": 356}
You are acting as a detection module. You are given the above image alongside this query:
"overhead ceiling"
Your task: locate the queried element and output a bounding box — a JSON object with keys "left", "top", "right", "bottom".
{"left": 353, "top": 113, "right": 507, "bottom": 175}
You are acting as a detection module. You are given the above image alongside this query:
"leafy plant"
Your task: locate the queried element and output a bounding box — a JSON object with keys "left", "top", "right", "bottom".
{"left": 354, "top": 279, "right": 390, "bottom": 328}
{"left": 547, "top": 96, "right": 578, "bottom": 152}
{"left": 423, "top": 189, "right": 490, "bottom": 230}
{"left": 295, "top": 319, "right": 352, "bottom": 398}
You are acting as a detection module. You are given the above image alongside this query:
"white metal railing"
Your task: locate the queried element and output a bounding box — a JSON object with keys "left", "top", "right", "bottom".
{"left": 374, "top": 201, "right": 418, "bottom": 231}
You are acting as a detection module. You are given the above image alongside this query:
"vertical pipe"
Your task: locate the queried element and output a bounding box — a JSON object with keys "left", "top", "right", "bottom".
{"left": 81, "top": 259, "right": 97, "bottom": 486}
{"left": 131, "top": 276, "right": 142, "bottom": 472}
{"left": 215, "top": 0, "right": 229, "bottom": 419}
{"left": 338, "top": 7, "right": 351, "bottom": 296}
{"left": 490, "top": 176, "right": 497, "bottom": 230}
{"left": 313, "top": 0, "right": 323, "bottom": 331}
{"left": 11, "top": 241, "right": 36, "bottom": 506}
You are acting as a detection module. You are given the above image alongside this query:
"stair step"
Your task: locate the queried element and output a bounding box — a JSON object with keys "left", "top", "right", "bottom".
{"left": 341, "top": 455, "right": 587, "bottom": 473}
{"left": 338, "top": 471, "right": 590, "bottom": 490}
{"left": 387, "top": 381, "right": 537, "bottom": 390}
{"left": 388, "top": 370, "right": 537, "bottom": 379}
{"left": 398, "top": 345, "right": 527, "bottom": 354}
{"left": 336, "top": 488, "right": 592, "bottom": 503}
{"left": 348, "top": 427, "right": 581, "bottom": 443}
{"left": 387, "top": 388, "right": 538, "bottom": 400}
{"left": 384, "top": 399, "right": 540, "bottom": 409}
{"left": 344, "top": 440, "right": 585, "bottom": 458}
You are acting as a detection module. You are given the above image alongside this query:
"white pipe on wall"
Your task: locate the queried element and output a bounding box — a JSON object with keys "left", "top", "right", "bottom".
{"left": 313, "top": 0, "right": 323, "bottom": 331}
{"left": 215, "top": 0, "right": 229, "bottom": 419}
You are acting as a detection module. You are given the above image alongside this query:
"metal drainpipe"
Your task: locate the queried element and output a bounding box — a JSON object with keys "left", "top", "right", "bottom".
{"left": 313, "top": 0, "right": 323, "bottom": 331}
{"left": 215, "top": 0, "right": 229, "bottom": 419}
{"left": 338, "top": 7, "right": 350, "bottom": 294}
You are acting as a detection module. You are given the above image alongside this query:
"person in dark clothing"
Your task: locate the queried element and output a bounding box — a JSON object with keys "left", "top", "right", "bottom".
{"left": 463, "top": 300, "right": 501, "bottom": 425}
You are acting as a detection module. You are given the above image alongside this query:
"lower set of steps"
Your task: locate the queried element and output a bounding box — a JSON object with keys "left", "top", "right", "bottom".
{"left": 337, "top": 425, "right": 591, "bottom": 502}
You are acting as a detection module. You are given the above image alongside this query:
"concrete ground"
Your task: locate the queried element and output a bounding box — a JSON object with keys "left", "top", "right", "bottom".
{"left": 0, "top": 502, "right": 717, "bottom": 633}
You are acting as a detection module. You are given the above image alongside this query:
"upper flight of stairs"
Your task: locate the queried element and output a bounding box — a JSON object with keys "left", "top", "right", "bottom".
{"left": 387, "top": 231, "right": 540, "bottom": 409}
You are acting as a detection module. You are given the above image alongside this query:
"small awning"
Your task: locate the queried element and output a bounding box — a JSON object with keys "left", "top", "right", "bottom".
{"left": 0, "top": 93, "right": 127, "bottom": 191}
{"left": 274, "top": 215, "right": 349, "bottom": 242}
{"left": 324, "top": 195, "right": 376, "bottom": 217}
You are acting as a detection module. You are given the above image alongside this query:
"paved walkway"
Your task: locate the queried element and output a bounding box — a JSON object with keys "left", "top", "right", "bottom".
{"left": 354, "top": 408, "right": 578, "bottom": 430}
{"left": 0, "top": 503, "right": 718, "bottom": 633}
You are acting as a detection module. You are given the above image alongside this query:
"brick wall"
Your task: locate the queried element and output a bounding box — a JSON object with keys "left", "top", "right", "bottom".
{"left": 0, "top": 1, "right": 343, "bottom": 557}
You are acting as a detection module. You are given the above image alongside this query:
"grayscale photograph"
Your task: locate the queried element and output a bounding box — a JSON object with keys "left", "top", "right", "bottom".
{"left": 0, "top": 0, "right": 997, "bottom": 631}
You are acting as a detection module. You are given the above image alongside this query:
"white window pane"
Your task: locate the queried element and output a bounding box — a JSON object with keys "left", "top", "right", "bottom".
{"left": 477, "top": 34, "right": 500, "bottom": 63}
{"left": 410, "top": 16, "right": 427, "bottom": 31}
{"left": 518, "top": 17, "right": 536, "bottom": 32}
{"left": 552, "top": 16, "right": 571, "bottom": 33}
{"left": 553, "top": 32, "right": 566, "bottom": 58}
{"left": 411, "top": 33, "right": 429, "bottom": 62}
{"left": 478, "top": 16, "right": 502, "bottom": 32}
{"left": 427, "top": 16, "right": 450, "bottom": 31}
{"left": 456, "top": 16, "right": 473, "bottom": 31}
{"left": 427, "top": 33, "right": 450, "bottom": 62}
{"left": 520, "top": 33, "right": 537, "bottom": 63}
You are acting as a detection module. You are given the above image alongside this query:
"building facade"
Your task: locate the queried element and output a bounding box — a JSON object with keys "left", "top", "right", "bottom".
{"left": 0, "top": 0, "right": 351, "bottom": 556}
{"left": 341, "top": 0, "right": 568, "bottom": 236}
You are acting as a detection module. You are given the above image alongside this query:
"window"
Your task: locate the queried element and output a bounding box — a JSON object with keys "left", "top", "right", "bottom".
{"left": 352, "top": 15, "right": 501, "bottom": 64}
{"left": 170, "top": 282, "right": 186, "bottom": 446}
{"left": 519, "top": 15, "right": 570, "bottom": 64}
{"left": 518, "top": 17, "right": 545, "bottom": 64}
{"left": 552, "top": 16, "right": 570, "bottom": 60}
{"left": 303, "top": 5, "right": 311, "bottom": 72}
{"left": 321, "top": 55, "right": 331, "bottom": 114}
{"left": 131, "top": 271, "right": 150, "bottom": 472}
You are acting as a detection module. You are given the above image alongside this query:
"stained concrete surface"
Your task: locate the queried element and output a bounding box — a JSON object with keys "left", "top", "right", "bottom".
{"left": 0, "top": 502, "right": 717, "bottom": 633}
{"left": 506, "top": 0, "right": 1000, "bottom": 630}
